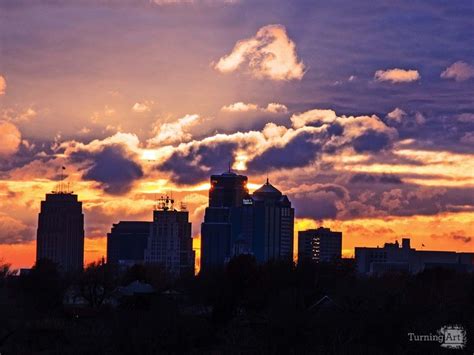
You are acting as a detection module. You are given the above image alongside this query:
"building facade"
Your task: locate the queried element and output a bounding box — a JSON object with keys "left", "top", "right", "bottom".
{"left": 201, "top": 171, "right": 250, "bottom": 271}
{"left": 251, "top": 180, "right": 294, "bottom": 263}
{"left": 36, "top": 192, "right": 84, "bottom": 272}
{"left": 298, "top": 227, "right": 342, "bottom": 264}
{"left": 201, "top": 172, "right": 294, "bottom": 271}
{"left": 355, "top": 238, "right": 474, "bottom": 275}
{"left": 145, "top": 205, "right": 195, "bottom": 277}
{"left": 107, "top": 221, "right": 151, "bottom": 267}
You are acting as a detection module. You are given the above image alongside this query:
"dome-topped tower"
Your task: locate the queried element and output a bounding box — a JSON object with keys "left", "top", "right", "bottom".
{"left": 252, "top": 178, "right": 282, "bottom": 200}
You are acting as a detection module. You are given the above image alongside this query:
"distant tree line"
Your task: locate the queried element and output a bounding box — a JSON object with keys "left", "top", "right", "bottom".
{"left": 0, "top": 256, "right": 473, "bottom": 354}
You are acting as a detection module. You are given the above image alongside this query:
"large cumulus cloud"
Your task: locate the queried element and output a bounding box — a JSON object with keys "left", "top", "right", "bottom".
{"left": 156, "top": 108, "right": 398, "bottom": 181}
{"left": 214, "top": 24, "right": 305, "bottom": 81}
{"left": 70, "top": 145, "right": 143, "bottom": 195}
{"left": 0, "top": 121, "right": 22, "bottom": 157}
{"left": 64, "top": 133, "right": 144, "bottom": 195}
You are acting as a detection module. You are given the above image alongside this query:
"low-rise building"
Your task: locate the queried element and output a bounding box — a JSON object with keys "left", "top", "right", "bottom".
{"left": 298, "top": 227, "right": 342, "bottom": 264}
{"left": 355, "top": 238, "right": 474, "bottom": 275}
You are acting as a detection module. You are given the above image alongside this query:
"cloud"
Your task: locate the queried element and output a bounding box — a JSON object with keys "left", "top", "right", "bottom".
{"left": 352, "top": 130, "right": 392, "bottom": 153}
{"left": 441, "top": 61, "right": 474, "bottom": 82}
{"left": 0, "top": 121, "right": 22, "bottom": 157}
{"left": 386, "top": 108, "right": 406, "bottom": 123}
{"left": 265, "top": 103, "right": 288, "bottom": 114}
{"left": 1, "top": 107, "right": 37, "bottom": 123}
{"left": 61, "top": 132, "right": 143, "bottom": 195}
{"left": 349, "top": 173, "right": 403, "bottom": 185}
{"left": 374, "top": 68, "right": 420, "bottom": 83}
{"left": 132, "top": 101, "right": 152, "bottom": 113}
{"left": 452, "top": 234, "right": 472, "bottom": 243}
{"left": 0, "top": 75, "right": 5, "bottom": 96}
{"left": 148, "top": 114, "right": 200, "bottom": 146}
{"left": 460, "top": 132, "right": 474, "bottom": 145}
{"left": 221, "top": 102, "right": 258, "bottom": 112}
{"left": 214, "top": 24, "right": 305, "bottom": 81}
{"left": 156, "top": 108, "right": 397, "bottom": 182}
{"left": 291, "top": 184, "right": 349, "bottom": 220}
{"left": 221, "top": 101, "right": 288, "bottom": 114}
{"left": 0, "top": 214, "right": 33, "bottom": 244}
{"left": 247, "top": 130, "right": 321, "bottom": 172}
{"left": 70, "top": 145, "right": 143, "bottom": 195}
{"left": 159, "top": 140, "right": 238, "bottom": 184}
{"left": 290, "top": 109, "right": 337, "bottom": 129}
{"left": 457, "top": 113, "right": 474, "bottom": 123}
{"left": 90, "top": 105, "right": 115, "bottom": 123}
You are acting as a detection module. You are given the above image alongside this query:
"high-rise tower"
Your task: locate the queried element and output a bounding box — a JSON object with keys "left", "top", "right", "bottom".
{"left": 251, "top": 179, "right": 294, "bottom": 263}
{"left": 144, "top": 196, "right": 195, "bottom": 277}
{"left": 201, "top": 172, "right": 294, "bottom": 271}
{"left": 201, "top": 171, "right": 250, "bottom": 271}
{"left": 36, "top": 191, "right": 85, "bottom": 272}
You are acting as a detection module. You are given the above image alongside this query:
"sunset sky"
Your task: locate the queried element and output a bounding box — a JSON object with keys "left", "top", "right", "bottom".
{"left": 0, "top": 0, "right": 473, "bottom": 269}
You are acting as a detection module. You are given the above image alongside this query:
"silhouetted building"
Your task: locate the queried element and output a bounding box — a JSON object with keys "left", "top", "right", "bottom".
{"left": 36, "top": 192, "right": 84, "bottom": 272}
{"left": 209, "top": 171, "right": 249, "bottom": 208}
{"left": 355, "top": 238, "right": 474, "bottom": 275}
{"left": 298, "top": 227, "right": 342, "bottom": 264}
{"left": 145, "top": 198, "right": 194, "bottom": 277}
{"left": 107, "top": 221, "right": 150, "bottom": 267}
{"left": 251, "top": 179, "right": 294, "bottom": 263}
{"left": 201, "top": 171, "right": 250, "bottom": 271}
{"left": 201, "top": 172, "right": 294, "bottom": 271}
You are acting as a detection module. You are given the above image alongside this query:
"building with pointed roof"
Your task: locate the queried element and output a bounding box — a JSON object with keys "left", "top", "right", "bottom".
{"left": 201, "top": 172, "right": 294, "bottom": 271}
{"left": 251, "top": 179, "right": 294, "bottom": 263}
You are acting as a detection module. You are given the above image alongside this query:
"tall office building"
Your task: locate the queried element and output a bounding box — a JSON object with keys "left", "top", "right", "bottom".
{"left": 252, "top": 179, "right": 294, "bottom": 263}
{"left": 201, "top": 171, "right": 250, "bottom": 271}
{"left": 107, "top": 221, "right": 150, "bottom": 267}
{"left": 36, "top": 192, "right": 84, "bottom": 272}
{"left": 144, "top": 197, "right": 195, "bottom": 277}
{"left": 201, "top": 172, "right": 294, "bottom": 271}
{"left": 298, "top": 227, "right": 342, "bottom": 264}
{"left": 209, "top": 171, "right": 249, "bottom": 208}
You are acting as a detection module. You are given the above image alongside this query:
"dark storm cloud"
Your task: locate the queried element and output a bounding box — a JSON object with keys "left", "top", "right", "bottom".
{"left": 349, "top": 173, "right": 403, "bottom": 185}
{"left": 159, "top": 141, "right": 238, "bottom": 185}
{"left": 247, "top": 131, "right": 322, "bottom": 172}
{"left": 352, "top": 130, "right": 391, "bottom": 153}
{"left": 283, "top": 170, "right": 474, "bottom": 221}
{"left": 0, "top": 139, "right": 56, "bottom": 175}
{"left": 70, "top": 144, "right": 143, "bottom": 195}
{"left": 290, "top": 184, "right": 349, "bottom": 220}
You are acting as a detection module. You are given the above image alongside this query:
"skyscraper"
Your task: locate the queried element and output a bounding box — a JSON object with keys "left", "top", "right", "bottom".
{"left": 209, "top": 171, "right": 249, "bottom": 208}
{"left": 144, "top": 197, "right": 195, "bottom": 277}
{"left": 107, "top": 221, "right": 151, "bottom": 267}
{"left": 298, "top": 227, "right": 342, "bottom": 264}
{"left": 201, "top": 172, "right": 295, "bottom": 271}
{"left": 201, "top": 171, "right": 250, "bottom": 271}
{"left": 36, "top": 192, "right": 85, "bottom": 272}
{"left": 251, "top": 179, "right": 294, "bottom": 263}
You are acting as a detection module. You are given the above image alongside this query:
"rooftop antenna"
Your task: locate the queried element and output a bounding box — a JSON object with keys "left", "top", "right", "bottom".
{"left": 53, "top": 166, "right": 71, "bottom": 194}
{"left": 228, "top": 161, "right": 232, "bottom": 173}
{"left": 156, "top": 194, "right": 174, "bottom": 211}
{"left": 266, "top": 173, "right": 269, "bottom": 185}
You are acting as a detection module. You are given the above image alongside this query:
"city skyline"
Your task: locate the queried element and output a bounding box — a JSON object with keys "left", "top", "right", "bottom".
{"left": 1, "top": 0, "right": 473, "bottom": 270}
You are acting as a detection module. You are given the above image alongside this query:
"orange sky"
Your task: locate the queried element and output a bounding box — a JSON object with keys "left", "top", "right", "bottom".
{"left": 2, "top": 211, "right": 472, "bottom": 272}
{"left": 0, "top": 2, "right": 473, "bottom": 272}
